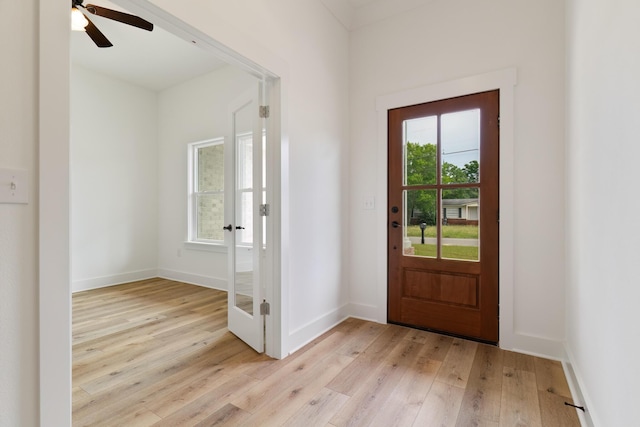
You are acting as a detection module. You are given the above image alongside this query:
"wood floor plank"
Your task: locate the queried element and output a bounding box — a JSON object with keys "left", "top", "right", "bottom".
{"left": 150, "top": 374, "right": 260, "bottom": 426}
{"left": 75, "top": 399, "right": 162, "bottom": 427}
{"left": 456, "top": 344, "right": 504, "bottom": 426}
{"left": 231, "top": 331, "right": 354, "bottom": 413}
{"left": 413, "top": 380, "right": 465, "bottom": 427}
{"left": 333, "top": 320, "right": 387, "bottom": 357}
{"left": 326, "top": 323, "right": 408, "bottom": 395}
{"left": 240, "top": 352, "right": 354, "bottom": 426}
{"left": 72, "top": 279, "right": 581, "bottom": 426}
{"left": 503, "top": 350, "right": 536, "bottom": 372}
{"left": 192, "top": 403, "right": 252, "bottom": 427}
{"left": 237, "top": 318, "right": 364, "bottom": 382}
{"left": 415, "top": 332, "right": 454, "bottom": 362}
{"left": 435, "top": 338, "right": 478, "bottom": 388}
{"left": 329, "top": 339, "right": 423, "bottom": 427}
{"left": 73, "top": 335, "right": 160, "bottom": 385}
{"left": 537, "top": 390, "right": 581, "bottom": 427}
{"left": 499, "top": 367, "right": 542, "bottom": 427}
{"left": 373, "top": 352, "right": 442, "bottom": 427}
{"left": 79, "top": 329, "right": 220, "bottom": 395}
{"left": 144, "top": 371, "right": 234, "bottom": 418}
{"left": 534, "top": 357, "right": 572, "bottom": 398}
{"left": 282, "top": 388, "right": 350, "bottom": 427}
{"left": 98, "top": 406, "right": 161, "bottom": 427}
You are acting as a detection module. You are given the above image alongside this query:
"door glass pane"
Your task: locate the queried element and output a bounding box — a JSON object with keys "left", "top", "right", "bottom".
{"left": 441, "top": 109, "right": 480, "bottom": 185}
{"left": 403, "top": 189, "right": 437, "bottom": 258}
{"left": 403, "top": 116, "right": 437, "bottom": 186}
{"left": 234, "top": 102, "right": 254, "bottom": 315}
{"left": 441, "top": 188, "right": 479, "bottom": 261}
{"left": 262, "top": 133, "right": 267, "bottom": 248}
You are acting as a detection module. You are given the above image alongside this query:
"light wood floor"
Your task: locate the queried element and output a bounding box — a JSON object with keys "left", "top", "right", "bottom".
{"left": 73, "top": 279, "right": 581, "bottom": 426}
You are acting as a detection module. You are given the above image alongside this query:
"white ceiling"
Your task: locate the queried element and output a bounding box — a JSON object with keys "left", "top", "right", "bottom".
{"left": 321, "top": 0, "right": 435, "bottom": 30}
{"left": 347, "top": 0, "right": 380, "bottom": 7}
{"left": 70, "top": 0, "right": 432, "bottom": 90}
{"left": 70, "top": 1, "right": 227, "bottom": 91}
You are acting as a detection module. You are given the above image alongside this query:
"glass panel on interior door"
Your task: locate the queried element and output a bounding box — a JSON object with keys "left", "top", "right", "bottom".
{"left": 403, "top": 115, "right": 438, "bottom": 186}
{"left": 441, "top": 188, "right": 479, "bottom": 261}
{"left": 403, "top": 189, "right": 437, "bottom": 258}
{"left": 441, "top": 108, "right": 480, "bottom": 185}
{"left": 234, "top": 104, "right": 255, "bottom": 316}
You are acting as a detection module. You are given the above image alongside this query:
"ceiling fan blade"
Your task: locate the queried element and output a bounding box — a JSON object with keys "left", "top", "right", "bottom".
{"left": 85, "top": 4, "right": 153, "bottom": 31}
{"left": 84, "top": 15, "right": 113, "bottom": 48}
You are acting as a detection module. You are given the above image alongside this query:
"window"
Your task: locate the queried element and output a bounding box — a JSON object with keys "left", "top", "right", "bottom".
{"left": 188, "top": 138, "right": 224, "bottom": 246}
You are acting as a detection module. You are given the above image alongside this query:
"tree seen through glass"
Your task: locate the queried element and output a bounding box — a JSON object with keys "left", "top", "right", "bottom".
{"left": 405, "top": 142, "right": 478, "bottom": 225}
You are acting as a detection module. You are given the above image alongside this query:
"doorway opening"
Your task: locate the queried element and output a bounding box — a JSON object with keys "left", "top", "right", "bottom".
{"left": 40, "top": 1, "right": 284, "bottom": 424}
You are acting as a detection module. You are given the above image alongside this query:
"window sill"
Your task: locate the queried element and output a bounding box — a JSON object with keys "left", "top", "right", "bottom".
{"left": 184, "top": 241, "right": 227, "bottom": 253}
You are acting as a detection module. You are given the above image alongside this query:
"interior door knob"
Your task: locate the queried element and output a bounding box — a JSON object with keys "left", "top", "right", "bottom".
{"left": 236, "top": 226, "right": 245, "bottom": 230}
{"left": 223, "top": 224, "right": 233, "bottom": 231}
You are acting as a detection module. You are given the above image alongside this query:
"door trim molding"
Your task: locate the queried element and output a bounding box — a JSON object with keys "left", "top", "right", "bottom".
{"left": 375, "top": 68, "right": 520, "bottom": 350}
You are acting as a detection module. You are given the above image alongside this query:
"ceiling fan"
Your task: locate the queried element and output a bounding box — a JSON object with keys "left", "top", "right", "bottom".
{"left": 71, "top": 0, "right": 154, "bottom": 48}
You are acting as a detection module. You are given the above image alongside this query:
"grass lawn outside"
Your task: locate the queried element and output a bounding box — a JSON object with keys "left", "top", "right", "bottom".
{"left": 411, "top": 244, "right": 478, "bottom": 261}
{"left": 406, "top": 224, "right": 478, "bottom": 239}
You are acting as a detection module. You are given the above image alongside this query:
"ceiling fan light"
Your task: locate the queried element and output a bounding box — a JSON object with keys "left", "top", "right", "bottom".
{"left": 71, "top": 7, "right": 89, "bottom": 31}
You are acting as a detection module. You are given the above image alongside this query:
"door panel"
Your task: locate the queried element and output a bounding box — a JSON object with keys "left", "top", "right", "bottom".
{"left": 388, "top": 90, "right": 499, "bottom": 343}
{"left": 226, "top": 84, "right": 265, "bottom": 353}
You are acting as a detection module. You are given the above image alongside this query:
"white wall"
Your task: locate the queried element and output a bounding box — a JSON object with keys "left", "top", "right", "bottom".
{"left": 348, "top": 0, "right": 567, "bottom": 356}
{"left": 70, "top": 63, "right": 257, "bottom": 292}
{"left": 566, "top": 0, "right": 640, "bottom": 425}
{"left": 156, "top": 65, "right": 257, "bottom": 288}
{"left": 71, "top": 65, "right": 159, "bottom": 291}
{"left": 0, "top": 0, "right": 39, "bottom": 425}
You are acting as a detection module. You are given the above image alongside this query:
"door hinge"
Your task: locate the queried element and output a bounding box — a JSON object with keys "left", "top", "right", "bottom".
{"left": 260, "top": 300, "right": 270, "bottom": 315}
{"left": 259, "top": 105, "right": 270, "bottom": 118}
{"left": 259, "top": 203, "right": 270, "bottom": 217}
{"left": 497, "top": 115, "right": 500, "bottom": 128}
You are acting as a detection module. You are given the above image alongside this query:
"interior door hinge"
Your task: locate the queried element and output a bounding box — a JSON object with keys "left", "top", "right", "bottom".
{"left": 259, "top": 204, "right": 270, "bottom": 217}
{"left": 260, "top": 300, "right": 270, "bottom": 315}
{"left": 497, "top": 115, "right": 500, "bottom": 128}
{"left": 259, "top": 105, "right": 270, "bottom": 118}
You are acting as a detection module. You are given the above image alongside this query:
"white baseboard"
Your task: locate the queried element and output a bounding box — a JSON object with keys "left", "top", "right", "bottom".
{"left": 157, "top": 268, "right": 227, "bottom": 292}
{"left": 72, "top": 269, "right": 158, "bottom": 293}
{"left": 344, "top": 302, "right": 383, "bottom": 323}
{"left": 287, "top": 304, "right": 351, "bottom": 355}
{"left": 564, "top": 345, "right": 598, "bottom": 427}
{"left": 500, "top": 331, "right": 566, "bottom": 361}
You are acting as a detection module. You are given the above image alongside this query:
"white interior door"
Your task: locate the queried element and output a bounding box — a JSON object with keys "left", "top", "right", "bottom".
{"left": 226, "top": 84, "right": 265, "bottom": 352}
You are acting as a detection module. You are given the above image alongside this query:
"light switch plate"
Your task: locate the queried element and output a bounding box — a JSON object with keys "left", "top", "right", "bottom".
{"left": 0, "top": 169, "right": 29, "bottom": 204}
{"left": 363, "top": 196, "right": 375, "bottom": 210}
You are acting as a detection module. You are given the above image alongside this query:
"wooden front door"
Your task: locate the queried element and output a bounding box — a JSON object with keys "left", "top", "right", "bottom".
{"left": 387, "top": 90, "right": 500, "bottom": 343}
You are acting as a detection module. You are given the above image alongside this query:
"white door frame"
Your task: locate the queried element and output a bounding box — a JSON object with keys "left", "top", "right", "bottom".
{"left": 39, "top": 1, "right": 287, "bottom": 425}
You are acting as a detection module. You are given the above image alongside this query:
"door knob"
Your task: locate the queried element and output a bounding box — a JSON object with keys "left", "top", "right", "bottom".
{"left": 236, "top": 226, "right": 245, "bottom": 230}
{"left": 391, "top": 221, "right": 400, "bottom": 228}
{"left": 223, "top": 224, "right": 233, "bottom": 231}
